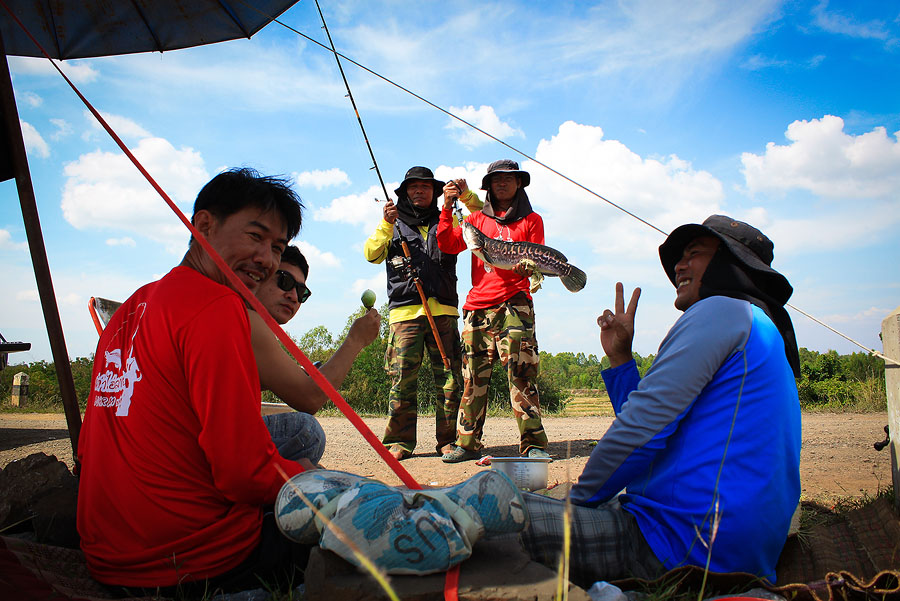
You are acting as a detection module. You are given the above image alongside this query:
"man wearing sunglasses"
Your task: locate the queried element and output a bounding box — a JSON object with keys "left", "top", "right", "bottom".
{"left": 249, "top": 244, "right": 381, "bottom": 462}
{"left": 258, "top": 245, "right": 311, "bottom": 325}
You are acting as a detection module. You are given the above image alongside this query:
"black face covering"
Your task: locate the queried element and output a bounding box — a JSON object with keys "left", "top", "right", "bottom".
{"left": 396, "top": 193, "right": 439, "bottom": 227}
{"left": 699, "top": 248, "right": 801, "bottom": 377}
{"left": 482, "top": 188, "right": 534, "bottom": 224}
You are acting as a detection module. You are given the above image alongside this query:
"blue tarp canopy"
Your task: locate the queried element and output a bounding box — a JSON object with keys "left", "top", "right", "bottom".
{"left": 1, "top": 0, "right": 299, "bottom": 60}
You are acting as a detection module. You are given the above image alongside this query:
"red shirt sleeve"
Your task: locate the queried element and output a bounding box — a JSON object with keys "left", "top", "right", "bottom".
{"left": 528, "top": 213, "right": 545, "bottom": 245}
{"left": 436, "top": 206, "right": 467, "bottom": 255}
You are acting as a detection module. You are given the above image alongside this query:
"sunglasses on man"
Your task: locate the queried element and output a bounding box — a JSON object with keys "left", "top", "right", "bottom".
{"left": 275, "top": 270, "right": 311, "bottom": 303}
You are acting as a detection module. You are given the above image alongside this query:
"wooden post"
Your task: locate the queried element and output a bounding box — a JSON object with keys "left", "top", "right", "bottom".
{"left": 882, "top": 305, "right": 900, "bottom": 512}
{"left": 1, "top": 36, "right": 82, "bottom": 462}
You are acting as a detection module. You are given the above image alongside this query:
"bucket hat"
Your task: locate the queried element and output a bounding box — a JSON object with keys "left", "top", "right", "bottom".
{"left": 480, "top": 159, "right": 530, "bottom": 189}
{"left": 394, "top": 166, "right": 445, "bottom": 199}
{"left": 659, "top": 215, "right": 792, "bottom": 303}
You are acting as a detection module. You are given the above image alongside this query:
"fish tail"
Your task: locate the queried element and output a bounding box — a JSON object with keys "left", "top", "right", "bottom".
{"left": 560, "top": 265, "right": 587, "bottom": 292}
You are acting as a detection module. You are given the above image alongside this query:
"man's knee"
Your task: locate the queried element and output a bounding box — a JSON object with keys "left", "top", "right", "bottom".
{"left": 263, "top": 412, "right": 326, "bottom": 465}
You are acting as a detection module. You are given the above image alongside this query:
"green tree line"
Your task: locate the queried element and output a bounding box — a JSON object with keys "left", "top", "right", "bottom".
{"left": 0, "top": 308, "right": 886, "bottom": 413}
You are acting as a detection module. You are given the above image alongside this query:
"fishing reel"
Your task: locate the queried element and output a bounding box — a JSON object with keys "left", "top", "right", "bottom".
{"left": 388, "top": 255, "right": 420, "bottom": 282}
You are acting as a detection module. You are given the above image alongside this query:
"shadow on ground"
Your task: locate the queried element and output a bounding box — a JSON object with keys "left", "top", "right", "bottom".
{"left": 0, "top": 428, "right": 69, "bottom": 451}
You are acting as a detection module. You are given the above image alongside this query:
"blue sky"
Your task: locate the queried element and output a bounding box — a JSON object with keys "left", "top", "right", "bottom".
{"left": 2, "top": 0, "right": 899, "bottom": 365}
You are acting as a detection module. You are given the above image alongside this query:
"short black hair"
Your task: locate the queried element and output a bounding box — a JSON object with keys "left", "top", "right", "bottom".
{"left": 281, "top": 245, "right": 309, "bottom": 279}
{"left": 193, "top": 167, "right": 303, "bottom": 240}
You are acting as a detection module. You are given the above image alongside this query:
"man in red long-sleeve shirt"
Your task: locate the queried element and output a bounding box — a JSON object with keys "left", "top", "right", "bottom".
{"left": 436, "top": 159, "right": 550, "bottom": 463}
{"left": 77, "top": 168, "right": 310, "bottom": 597}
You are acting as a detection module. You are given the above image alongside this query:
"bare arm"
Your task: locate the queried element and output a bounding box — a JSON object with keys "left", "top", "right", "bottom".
{"left": 249, "top": 308, "right": 381, "bottom": 413}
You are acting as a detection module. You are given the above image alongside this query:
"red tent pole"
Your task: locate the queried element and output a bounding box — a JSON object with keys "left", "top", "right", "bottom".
{"left": 0, "top": 33, "right": 82, "bottom": 465}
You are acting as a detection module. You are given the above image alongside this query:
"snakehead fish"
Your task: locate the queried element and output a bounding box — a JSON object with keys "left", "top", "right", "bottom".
{"left": 461, "top": 220, "right": 587, "bottom": 292}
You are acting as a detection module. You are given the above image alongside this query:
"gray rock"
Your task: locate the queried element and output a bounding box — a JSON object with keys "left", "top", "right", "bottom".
{"left": 0, "top": 452, "right": 78, "bottom": 547}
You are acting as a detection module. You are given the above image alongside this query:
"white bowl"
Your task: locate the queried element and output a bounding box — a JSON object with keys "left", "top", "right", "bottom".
{"left": 490, "top": 457, "right": 551, "bottom": 491}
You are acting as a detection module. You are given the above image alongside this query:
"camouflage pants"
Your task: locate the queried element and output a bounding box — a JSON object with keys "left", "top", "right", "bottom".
{"left": 457, "top": 293, "right": 547, "bottom": 454}
{"left": 382, "top": 315, "right": 463, "bottom": 454}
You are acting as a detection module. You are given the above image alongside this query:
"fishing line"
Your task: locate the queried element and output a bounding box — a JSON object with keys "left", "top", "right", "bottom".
{"left": 253, "top": 4, "right": 892, "bottom": 362}
{"left": 313, "top": 0, "right": 391, "bottom": 203}
{"left": 238, "top": 0, "right": 664, "bottom": 233}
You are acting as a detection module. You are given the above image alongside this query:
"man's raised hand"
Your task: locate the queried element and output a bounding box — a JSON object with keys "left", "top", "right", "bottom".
{"left": 597, "top": 282, "right": 641, "bottom": 368}
{"left": 383, "top": 199, "right": 398, "bottom": 224}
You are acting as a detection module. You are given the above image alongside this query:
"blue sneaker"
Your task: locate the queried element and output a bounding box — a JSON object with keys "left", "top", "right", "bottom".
{"left": 275, "top": 470, "right": 370, "bottom": 544}
{"left": 527, "top": 448, "right": 552, "bottom": 461}
{"left": 278, "top": 469, "right": 527, "bottom": 575}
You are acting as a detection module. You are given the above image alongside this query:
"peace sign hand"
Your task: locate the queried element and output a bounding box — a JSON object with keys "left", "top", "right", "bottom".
{"left": 597, "top": 282, "right": 641, "bottom": 368}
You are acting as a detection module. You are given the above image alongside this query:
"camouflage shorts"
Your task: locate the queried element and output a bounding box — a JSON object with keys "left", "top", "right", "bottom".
{"left": 457, "top": 292, "right": 547, "bottom": 454}
{"left": 382, "top": 314, "right": 463, "bottom": 454}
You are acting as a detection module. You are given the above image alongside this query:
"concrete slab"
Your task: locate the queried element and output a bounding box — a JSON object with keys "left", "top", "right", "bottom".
{"left": 305, "top": 538, "right": 590, "bottom": 601}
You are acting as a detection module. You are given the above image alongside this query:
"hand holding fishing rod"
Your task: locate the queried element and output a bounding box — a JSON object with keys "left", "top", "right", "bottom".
{"left": 442, "top": 178, "right": 469, "bottom": 223}
{"left": 382, "top": 198, "right": 398, "bottom": 223}
{"left": 391, "top": 239, "right": 453, "bottom": 370}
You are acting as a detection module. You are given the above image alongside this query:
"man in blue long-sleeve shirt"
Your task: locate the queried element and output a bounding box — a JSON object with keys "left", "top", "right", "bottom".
{"left": 520, "top": 215, "right": 801, "bottom": 588}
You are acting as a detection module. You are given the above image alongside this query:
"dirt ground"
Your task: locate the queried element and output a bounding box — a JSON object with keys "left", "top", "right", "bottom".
{"left": 0, "top": 412, "right": 893, "bottom": 504}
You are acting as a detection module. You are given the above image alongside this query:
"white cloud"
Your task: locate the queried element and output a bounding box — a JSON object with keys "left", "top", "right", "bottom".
{"left": 0, "top": 229, "right": 28, "bottom": 251}
{"left": 61, "top": 136, "right": 209, "bottom": 252}
{"left": 107, "top": 42, "right": 349, "bottom": 113}
{"left": 83, "top": 110, "right": 151, "bottom": 141}
{"left": 106, "top": 237, "right": 136, "bottom": 247}
{"left": 527, "top": 121, "right": 723, "bottom": 257}
{"left": 741, "top": 54, "right": 825, "bottom": 71}
{"left": 741, "top": 115, "right": 900, "bottom": 199}
{"left": 59, "top": 292, "right": 82, "bottom": 306}
{"left": 445, "top": 105, "right": 525, "bottom": 149}
{"left": 20, "top": 91, "right": 42, "bottom": 107}
{"left": 293, "top": 168, "right": 350, "bottom": 190}
{"left": 433, "top": 162, "right": 491, "bottom": 195}
{"left": 8, "top": 56, "right": 100, "bottom": 83}
{"left": 20, "top": 120, "right": 49, "bottom": 158}
{"left": 812, "top": 1, "right": 897, "bottom": 46}
{"left": 297, "top": 241, "right": 341, "bottom": 270}
{"left": 313, "top": 183, "right": 396, "bottom": 232}
{"left": 16, "top": 289, "right": 39, "bottom": 302}
{"left": 352, "top": 272, "right": 387, "bottom": 297}
{"left": 50, "top": 118, "right": 73, "bottom": 140}
{"left": 760, "top": 201, "right": 900, "bottom": 254}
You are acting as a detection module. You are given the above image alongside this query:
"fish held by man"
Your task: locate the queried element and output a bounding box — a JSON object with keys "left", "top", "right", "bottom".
{"left": 461, "top": 221, "right": 587, "bottom": 292}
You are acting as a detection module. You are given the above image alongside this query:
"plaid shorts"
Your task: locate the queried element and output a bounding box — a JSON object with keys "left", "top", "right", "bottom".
{"left": 518, "top": 493, "right": 665, "bottom": 588}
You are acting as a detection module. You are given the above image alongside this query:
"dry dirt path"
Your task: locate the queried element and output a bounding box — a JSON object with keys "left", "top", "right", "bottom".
{"left": 0, "top": 412, "right": 892, "bottom": 504}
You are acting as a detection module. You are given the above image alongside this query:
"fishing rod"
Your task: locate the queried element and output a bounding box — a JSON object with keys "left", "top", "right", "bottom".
{"left": 314, "top": 0, "right": 452, "bottom": 371}
{"left": 313, "top": 0, "right": 390, "bottom": 205}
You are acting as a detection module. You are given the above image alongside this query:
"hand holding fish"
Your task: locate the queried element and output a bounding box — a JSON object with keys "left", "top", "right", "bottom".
{"left": 513, "top": 259, "right": 535, "bottom": 278}
{"left": 383, "top": 199, "right": 398, "bottom": 224}
{"left": 597, "top": 282, "right": 641, "bottom": 368}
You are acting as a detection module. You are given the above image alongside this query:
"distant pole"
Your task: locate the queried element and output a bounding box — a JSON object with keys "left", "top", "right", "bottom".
{"left": 882, "top": 305, "right": 900, "bottom": 511}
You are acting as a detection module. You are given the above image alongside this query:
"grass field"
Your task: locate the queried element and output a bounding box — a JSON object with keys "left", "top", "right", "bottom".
{"left": 560, "top": 392, "right": 615, "bottom": 417}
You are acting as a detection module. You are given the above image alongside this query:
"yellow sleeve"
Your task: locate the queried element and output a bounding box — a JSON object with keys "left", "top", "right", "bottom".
{"left": 363, "top": 219, "right": 394, "bottom": 264}
{"left": 461, "top": 189, "right": 484, "bottom": 213}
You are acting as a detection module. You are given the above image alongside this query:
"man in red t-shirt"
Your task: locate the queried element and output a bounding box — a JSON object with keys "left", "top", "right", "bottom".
{"left": 436, "top": 159, "right": 551, "bottom": 463}
{"left": 77, "top": 168, "right": 311, "bottom": 597}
